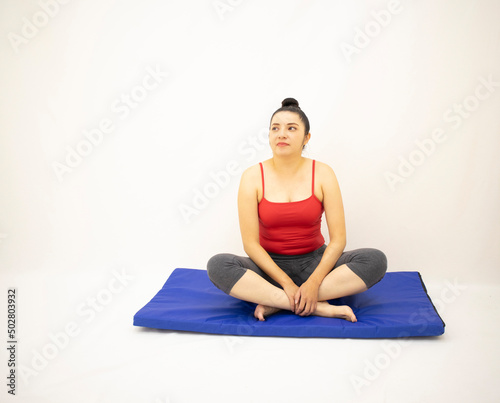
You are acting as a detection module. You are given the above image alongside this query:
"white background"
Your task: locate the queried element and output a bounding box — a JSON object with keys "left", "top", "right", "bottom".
{"left": 0, "top": 1, "right": 499, "bottom": 402}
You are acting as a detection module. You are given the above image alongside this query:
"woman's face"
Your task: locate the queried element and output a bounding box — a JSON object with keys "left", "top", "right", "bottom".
{"left": 269, "top": 111, "right": 310, "bottom": 156}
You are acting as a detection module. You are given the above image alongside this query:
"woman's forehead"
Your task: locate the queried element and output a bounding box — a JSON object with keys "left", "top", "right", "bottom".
{"left": 271, "top": 111, "right": 302, "bottom": 125}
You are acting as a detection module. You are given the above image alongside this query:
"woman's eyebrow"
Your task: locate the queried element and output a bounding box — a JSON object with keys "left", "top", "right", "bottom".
{"left": 272, "top": 122, "right": 299, "bottom": 126}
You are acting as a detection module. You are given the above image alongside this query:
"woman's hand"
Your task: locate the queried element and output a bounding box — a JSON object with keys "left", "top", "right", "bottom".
{"left": 294, "top": 279, "right": 321, "bottom": 316}
{"left": 282, "top": 281, "right": 300, "bottom": 313}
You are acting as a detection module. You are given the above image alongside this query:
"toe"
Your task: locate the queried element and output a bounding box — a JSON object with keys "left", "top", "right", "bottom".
{"left": 254, "top": 306, "right": 265, "bottom": 321}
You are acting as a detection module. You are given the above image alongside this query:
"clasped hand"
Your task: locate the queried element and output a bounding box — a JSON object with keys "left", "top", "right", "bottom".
{"left": 283, "top": 279, "right": 320, "bottom": 316}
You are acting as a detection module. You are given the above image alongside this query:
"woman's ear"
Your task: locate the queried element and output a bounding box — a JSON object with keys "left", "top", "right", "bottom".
{"left": 303, "top": 132, "right": 311, "bottom": 146}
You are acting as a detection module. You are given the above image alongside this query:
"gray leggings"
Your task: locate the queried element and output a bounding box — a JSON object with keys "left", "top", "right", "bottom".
{"left": 207, "top": 244, "right": 387, "bottom": 295}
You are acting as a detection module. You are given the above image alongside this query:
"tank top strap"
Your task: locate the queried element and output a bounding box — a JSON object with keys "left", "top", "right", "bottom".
{"left": 311, "top": 159, "right": 316, "bottom": 195}
{"left": 259, "top": 162, "right": 265, "bottom": 198}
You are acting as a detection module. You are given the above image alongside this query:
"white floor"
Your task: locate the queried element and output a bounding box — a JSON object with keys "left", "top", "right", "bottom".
{"left": 2, "top": 266, "right": 499, "bottom": 403}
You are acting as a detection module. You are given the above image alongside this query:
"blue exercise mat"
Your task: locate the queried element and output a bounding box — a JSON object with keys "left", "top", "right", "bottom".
{"left": 133, "top": 268, "right": 445, "bottom": 338}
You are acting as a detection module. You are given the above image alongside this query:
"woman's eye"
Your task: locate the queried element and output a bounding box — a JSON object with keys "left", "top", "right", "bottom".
{"left": 289, "top": 127, "right": 296, "bottom": 130}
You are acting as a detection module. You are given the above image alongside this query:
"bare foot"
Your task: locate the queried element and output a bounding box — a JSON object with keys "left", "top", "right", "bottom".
{"left": 254, "top": 304, "right": 282, "bottom": 321}
{"left": 314, "top": 301, "right": 357, "bottom": 322}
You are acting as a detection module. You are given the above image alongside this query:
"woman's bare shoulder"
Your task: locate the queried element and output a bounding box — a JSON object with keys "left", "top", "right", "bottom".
{"left": 314, "top": 159, "right": 337, "bottom": 179}
{"left": 240, "top": 161, "right": 267, "bottom": 187}
{"left": 241, "top": 162, "right": 261, "bottom": 179}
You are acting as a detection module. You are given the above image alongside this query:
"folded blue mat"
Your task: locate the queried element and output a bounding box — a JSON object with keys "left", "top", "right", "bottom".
{"left": 133, "top": 268, "right": 445, "bottom": 338}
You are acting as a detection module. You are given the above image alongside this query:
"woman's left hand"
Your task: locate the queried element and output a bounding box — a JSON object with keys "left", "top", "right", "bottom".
{"left": 294, "top": 279, "right": 320, "bottom": 316}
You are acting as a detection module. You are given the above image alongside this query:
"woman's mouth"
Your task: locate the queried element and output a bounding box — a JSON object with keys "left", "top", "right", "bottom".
{"left": 277, "top": 142, "right": 289, "bottom": 147}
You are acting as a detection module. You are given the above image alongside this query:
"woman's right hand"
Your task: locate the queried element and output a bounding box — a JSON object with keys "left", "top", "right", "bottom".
{"left": 282, "top": 281, "right": 300, "bottom": 313}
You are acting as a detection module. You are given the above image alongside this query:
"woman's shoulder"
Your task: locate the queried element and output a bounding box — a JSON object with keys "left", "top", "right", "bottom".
{"left": 242, "top": 158, "right": 274, "bottom": 175}
{"left": 312, "top": 159, "right": 336, "bottom": 177}
{"left": 240, "top": 161, "right": 266, "bottom": 185}
{"left": 242, "top": 161, "right": 262, "bottom": 176}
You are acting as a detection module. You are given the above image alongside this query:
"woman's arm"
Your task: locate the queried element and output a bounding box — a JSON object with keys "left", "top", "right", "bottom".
{"left": 237, "top": 165, "right": 298, "bottom": 311}
{"left": 294, "top": 161, "right": 347, "bottom": 315}
{"left": 309, "top": 162, "right": 347, "bottom": 284}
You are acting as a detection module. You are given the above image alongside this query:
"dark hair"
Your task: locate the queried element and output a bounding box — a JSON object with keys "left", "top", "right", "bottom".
{"left": 269, "top": 97, "right": 310, "bottom": 137}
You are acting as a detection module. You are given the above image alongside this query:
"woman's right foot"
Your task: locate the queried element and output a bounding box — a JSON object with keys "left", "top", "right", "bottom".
{"left": 314, "top": 301, "right": 357, "bottom": 322}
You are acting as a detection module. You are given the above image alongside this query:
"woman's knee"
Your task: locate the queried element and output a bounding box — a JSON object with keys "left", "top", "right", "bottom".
{"left": 366, "top": 248, "right": 388, "bottom": 285}
{"left": 206, "top": 253, "right": 232, "bottom": 282}
{"left": 206, "top": 253, "right": 247, "bottom": 295}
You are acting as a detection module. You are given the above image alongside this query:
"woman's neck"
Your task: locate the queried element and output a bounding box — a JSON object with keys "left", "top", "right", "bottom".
{"left": 270, "top": 155, "right": 306, "bottom": 175}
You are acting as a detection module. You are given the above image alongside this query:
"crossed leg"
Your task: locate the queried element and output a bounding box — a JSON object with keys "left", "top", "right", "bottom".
{"left": 229, "top": 264, "right": 367, "bottom": 322}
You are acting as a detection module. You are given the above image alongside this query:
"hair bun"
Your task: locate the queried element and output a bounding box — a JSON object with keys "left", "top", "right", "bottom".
{"left": 281, "top": 97, "right": 300, "bottom": 109}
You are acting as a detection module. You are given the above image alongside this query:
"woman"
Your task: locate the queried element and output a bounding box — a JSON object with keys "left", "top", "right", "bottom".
{"left": 207, "top": 98, "right": 387, "bottom": 322}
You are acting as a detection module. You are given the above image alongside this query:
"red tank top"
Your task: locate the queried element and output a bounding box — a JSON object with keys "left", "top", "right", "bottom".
{"left": 258, "top": 160, "right": 325, "bottom": 255}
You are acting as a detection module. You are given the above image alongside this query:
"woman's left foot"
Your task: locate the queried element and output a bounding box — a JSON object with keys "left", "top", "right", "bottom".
{"left": 254, "top": 304, "right": 281, "bottom": 321}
